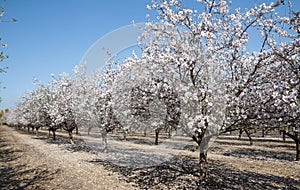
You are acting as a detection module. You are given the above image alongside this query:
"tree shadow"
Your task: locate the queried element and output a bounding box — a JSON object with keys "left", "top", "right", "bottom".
{"left": 206, "top": 163, "right": 299, "bottom": 190}
{"left": 91, "top": 145, "right": 176, "bottom": 169}
{"left": 217, "top": 136, "right": 293, "bottom": 144}
{"left": 89, "top": 155, "right": 299, "bottom": 189}
{"left": 114, "top": 136, "right": 156, "bottom": 145}
{"left": 89, "top": 156, "right": 201, "bottom": 189}
{"left": 264, "top": 143, "right": 295, "bottom": 150}
{"left": 223, "top": 148, "right": 295, "bottom": 161}
{"left": 214, "top": 139, "right": 253, "bottom": 146}
{"left": 0, "top": 137, "right": 60, "bottom": 189}
{"left": 64, "top": 142, "right": 94, "bottom": 153}
{"left": 0, "top": 164, "right": 60, "bottom": 190}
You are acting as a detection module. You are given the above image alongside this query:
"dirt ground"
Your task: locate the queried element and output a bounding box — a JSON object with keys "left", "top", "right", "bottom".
{"left": 0, "top": 125, "right": 299, "bottom": 190}
{"left": 0, "top": 125, "right": 134, "bottom": 190}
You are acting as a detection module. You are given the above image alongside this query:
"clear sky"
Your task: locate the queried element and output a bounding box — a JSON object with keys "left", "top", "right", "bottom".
{"left": 0, "top": 0, "right": 151, "bottom": 109}
{"left": 0, "top": 0, "right": 299, "bottom": 110}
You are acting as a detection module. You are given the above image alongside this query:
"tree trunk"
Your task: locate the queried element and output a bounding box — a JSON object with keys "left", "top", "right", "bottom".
{"left": 199, "top": 151, "right": 207, "bottom": 181}
{"left": 283, "top": 129, "right": 286, "bottom": 143}
{"left": 75, "top": 126, "right": 79, "bottom": 135}
{"left": 69, "top": 131, "right": 74, "bottom": 144}
{"left": 144, "top": 128, "right": 147, "bottom": 136}
{"left": 296, "top": 139, "right": 299, "bottom": 161}
{"left": 35, "top": 127, "right": 39, "bottom": 136}
{"left": 282, "top": 130, "right": 286, "bottom": 142}
{"left": 52, "top": 130, "right": 56, "bottom": 140}
{"left": 88, "top": 127, "right": 91, "bottom": 135}
{"left": 244, "top": 129, "right": 253, "bottom": 145}
{"left": 101, "top": 131, "right": 108, "bottom": 152}
{"left": 284, "top": 131, "right": 299, "bottom": 161}
{"left": 238, "top": 129, "right": 243, "bottom": 140}
{"left": 262, "top": 128, "right": 265, "bottom": 137}
{"left": 123, "top": 129, "right": 127, "bottom": 140}
{"left": 155, "top": 129, "right": 159, "bottom": 145}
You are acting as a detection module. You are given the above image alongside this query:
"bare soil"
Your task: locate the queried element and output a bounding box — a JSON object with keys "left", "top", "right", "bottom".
{"left": 0, "top": 125, "right": 135, "bottom": 190}
{"left": 1, "top": 125, "right": 299, "bottom": 190}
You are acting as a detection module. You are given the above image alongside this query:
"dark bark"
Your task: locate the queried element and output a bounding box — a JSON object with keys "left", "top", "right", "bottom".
{"left": 144, "top": 128, "right": 147, "bottom": 136}
{"left": 238, "top": 129, "right": 243, "bottom": 140}
{"left": 88, "top": 127, "right": 91, "bottom": 135}
{"left": 101, "top": 130, "right": 108, "bottom": 152}
{"left": 52, "top": 130, "right": 56, "bottom": 140}
{"left": 244, "top": 129, "right": 253, "bottom": 145}
{"left": 192, "top": 128, "right": 208, "bottom": 181}
{"left": 75, "top": 125, "right": 79, "bottom": 135}
{"left": 199, "top": 151, "right": 207, "bottom": 181}
{"left": 282, "top": 126, "right": 287, "bottom": 143}
{"left": 61, "top": 120, "right": 76, "bottom": 144}
{"left": 68, "top": 131, "right": 74, "bottom": 144}
{"left": 48, "top": 127, "right": 57, "bottom": 140}
{"left": 296, "top": 140, "right": 300, "bottom": 161}
{"left": 35, "top": 127, "right": 39, "bottom": 136}
{"left": 285, "top": 131, "right": 300, "bottom": 161}
{"left": 155, "top": 129, "right": 159, "bottom": 145}
{"left": 283, "top": 131, "right": 286, "bottom": 142}
{"left": 123, "top": 129, "right": 127, "bottom": 140}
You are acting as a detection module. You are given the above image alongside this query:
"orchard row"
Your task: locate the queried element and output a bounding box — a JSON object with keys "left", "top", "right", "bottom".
{"left": 3, "top": 0, "right": 300, "bottom": 179}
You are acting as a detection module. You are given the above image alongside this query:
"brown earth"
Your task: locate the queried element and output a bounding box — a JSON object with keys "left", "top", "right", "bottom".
{"left": 0, "top": 125, "right": 135, "bottom": 190}
{"left": 0, "top": 125, "right": 299, "bottom": 189}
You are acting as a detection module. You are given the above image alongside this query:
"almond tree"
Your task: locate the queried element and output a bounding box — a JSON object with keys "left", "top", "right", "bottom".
{"left": 6, "top": 81, "right": 55, "bottom": 138}
{"left": 111, "top": 58, "right": 181, "bottom": 144}
{"left": 47, "top": 72, "right": 80, "bottom": 144}
{"left": 71, "top": 63, "right": 123, "bottom": 151}
{"left": 264, "top": 10, "right": 300, "bottom": 160}
{"left": 276, "top": 12, "right": 299, "bottom": 161}
{"left": 222, "top": 5, "right": 299, "bottom": 160}
{"left": 125, "top": 0, "right": 294, "bottom": 179}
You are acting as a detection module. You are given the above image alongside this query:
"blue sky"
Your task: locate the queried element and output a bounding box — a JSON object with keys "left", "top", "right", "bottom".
{"left": 0, "top": 0, "right": 151, "bottom": 109}
{"left": 0, "top": 0, "right": 299, "bottom": 110}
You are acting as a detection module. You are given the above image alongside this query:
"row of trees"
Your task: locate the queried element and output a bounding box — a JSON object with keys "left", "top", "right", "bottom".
{"left": 4, "top": 0, "right": 300, "bottom": 180}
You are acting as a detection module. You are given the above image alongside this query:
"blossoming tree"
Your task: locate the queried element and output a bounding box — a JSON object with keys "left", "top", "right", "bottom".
{"left": 124, "top": 0, "right": 297, "bottom": 178}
